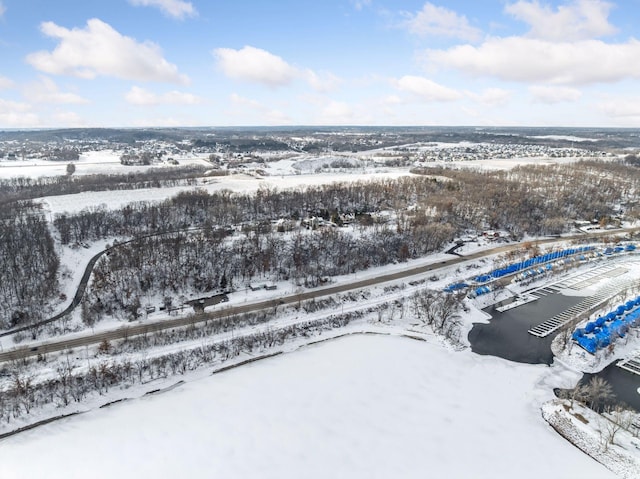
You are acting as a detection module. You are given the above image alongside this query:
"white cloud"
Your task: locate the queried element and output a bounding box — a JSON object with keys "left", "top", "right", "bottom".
{"left": 129, "top": 0, "right": 196, "bottom": 19}
{"left": 214, "top": 46, "right": 298, "bottom": 88}
{"left": 0, "top": 75, "right": 13, "bottom": 89}
{"left": 23, "top": 77, "right": 89, "bottom": 104}
{"left": 264, "top": 109, "right": 293, "bottom": 125}
{"left": 125, "top": 86, "right": 157, "bottom": 106}
{"left": 394, "top": 75, "right": 462, "bottom": 102}
{"left": 129, "top": 116, "right": 200, "bottom": 127}
{"left": 214, "top": 46, "right": 339, "bottom": 93}
{"left": 0, "top": 98, "right": 30, "bottom": 113}
{"left": 384, "top": 95, "right": 403, "bottom": 105}
{"left": 352, "top": 0, "right": 371, "bottom": 10}
{"left": 308, "top": 97, "right": 376, "bottom": 125}
{"left": 125, "top": 86, "right": 202, "bottom": 105}
{"left": 405, "top": 2, "right": 482, "bottom": 42}
{"left": 0, "top": 2, "right": 5, "bottom": 18}
{"left": 229, "top": 93, "right": 292, "bottom": 125}
{"left": 322, "top": 100, "right": 352, "bottom": 119}
{"left": 230, "top": 93, "right": 263, "bottom": 110}
{"left": 26, "top": 19, "right": 188, "bottom": 84}
{"left": 425, "top": 37, "right": 640, "bottom": 85}
{"left": 529, "top": 85, "right": 582, "bottom": 103}
{"left": 52, "top": 111, "right": 86, "bottom": 127}
{"left": 304, "top": 70, "right": 342, "bottom": 93}
{"left": 459, "top": 105, "right": 514, "bottom": 127}
{"left": 465, "top": 88, "right": 512, "bottom": 106}
{"left": 598, "top": 97, "right": 640, "bottom": 119}
{"left": 0, "top": 99, "right": 40, "bottom": 127}
{"left": 505, "top": 0, "right": 616, "bottom": 41}
{"left": 317, "top": 100, "right": 357, "bottom": 125}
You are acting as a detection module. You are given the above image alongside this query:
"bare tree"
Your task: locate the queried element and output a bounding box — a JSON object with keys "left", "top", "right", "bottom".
{"left": 584, "top": 377, "right": 614, "bottom": 411}
{"left": 570, "top": 383, "right": 589, "bottom": 409}
{"left": 556, "top": 327, "right": 574, "bottom": 353}
{"left": 55, "top": 358, "right": 74, "bottom": 407}
{"left": 412, "top": 290, "right": 440, "bottom": 326}
{"left": 601, "top": 404, "right": 635, "bottom": 447}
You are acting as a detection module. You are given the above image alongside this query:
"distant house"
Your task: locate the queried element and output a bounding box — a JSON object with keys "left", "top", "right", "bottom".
{"left": 249, "top": 282, "right": 277, "bottom": 291}
{"left": 339, "top": 213, "right": 355, "bottom": 225}
{"left": 302, "top": 216, "right": 338, "bottom": 230}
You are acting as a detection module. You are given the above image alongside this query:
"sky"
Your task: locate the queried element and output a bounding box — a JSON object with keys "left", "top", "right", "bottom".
{"left": 0, "top": 0, "right": 640, "bottom": 128}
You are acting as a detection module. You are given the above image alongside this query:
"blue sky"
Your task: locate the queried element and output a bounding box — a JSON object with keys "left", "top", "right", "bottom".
{"left": 1, "top": 0, "right": 640, "bottom": 128}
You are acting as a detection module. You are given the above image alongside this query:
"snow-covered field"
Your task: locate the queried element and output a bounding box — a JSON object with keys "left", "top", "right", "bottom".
{"left": 0, "top": 150, "right": 210, "bottom": 178}
{"left": 3, "top": 145, "right": 614, "bottom": 215}
{"left": 418, "top": 155, "right": 594, "bottom": 171}
{"left": 41, "top": 169, "right": 412, "bottom": 214}
{"left": 529, "top": 135, "right": 599, "bottom": 142}
{"left": 0, "top": 334, "right": 616, "bottom": 479}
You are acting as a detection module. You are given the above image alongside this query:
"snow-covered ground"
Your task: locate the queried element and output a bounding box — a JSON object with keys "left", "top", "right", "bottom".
{"left": 418, "top": 155, "right": 596, "bottom": 171}
{"left": 0, "top": 227, "right": 519, "bottom": 352}
{"left": 0, "top": 150, "right": 210, "bottom": 178}
{"left": 2, "top": 148, "right": 639, "bottom": 477}
{"left": 529, "top": 135, "right": 599, "bottom": 142}
{"left": 41, "top": 169, "right": 412, "bottom": 214}
{"left": 3, "top": 146, "right": 618, "bottom": 214}
{"left": 543, "top": 400, "right": 640, "bottom": 479}
{"left": 0, "top": 334, "right": 617, "bottom": 479}
{"left": 0, "top": 236, "right": 491, "bottom": 351}
{"left": 0, "top": 244, "right": 633, "bottom": 478}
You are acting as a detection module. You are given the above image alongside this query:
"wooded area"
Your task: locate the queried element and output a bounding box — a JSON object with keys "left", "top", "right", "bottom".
{"left": 1, "top": 158, "right": 638, "bottom": 328}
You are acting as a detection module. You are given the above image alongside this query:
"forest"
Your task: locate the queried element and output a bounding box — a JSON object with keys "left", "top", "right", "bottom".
{"left": 1, "top": 158, "right": 638, "bottom": 330}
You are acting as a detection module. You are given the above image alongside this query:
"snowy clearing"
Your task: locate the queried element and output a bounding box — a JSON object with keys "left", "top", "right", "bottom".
{"left": 0, "top": 150, "right": 210, "bottom": 179}
{"left": 529, "top": 135, "right": 599, "bottom": 142}
{"left": 416, "top": 155, "right": 599, "bottom": 171}
{"left": 0, "top": 334, "right": 616, "bottom": 479}
{"left": 41, "top": 169, "right": 412, "bottom": 214}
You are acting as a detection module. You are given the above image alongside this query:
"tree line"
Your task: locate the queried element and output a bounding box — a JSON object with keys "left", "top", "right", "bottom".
{"left": 56, "top": 159, "right": 639, "bottom": 248}
{"left": 0, "top": 279, "right": 469, "bottom": 427}
{"left": 0, "top": 166, "right": 211, "bottom": 208}
{"left": 0, "top": 308, "right": 359, "bottom": 426}
{"left": 0, "top": 205, "right": 59, "bottom": 328}
{"left": 82, "top": 221, "right": 455, "bottom": 323}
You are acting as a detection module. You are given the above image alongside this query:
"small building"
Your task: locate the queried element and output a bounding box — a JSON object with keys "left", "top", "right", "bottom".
{"left": 249, "top": 282, "right": 277, "bottom": 291}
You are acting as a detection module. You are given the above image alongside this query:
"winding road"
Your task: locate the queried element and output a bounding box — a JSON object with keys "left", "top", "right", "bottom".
{"left": 0, "top": 227, "right": 637, "bottom": 363}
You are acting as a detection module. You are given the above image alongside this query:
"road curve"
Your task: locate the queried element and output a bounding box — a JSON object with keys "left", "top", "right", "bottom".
{"left": 0, "top": 227, "right": 637, "bottom": 362}
{"left": 0, "top": 228, "right": 206, "bottom": 338}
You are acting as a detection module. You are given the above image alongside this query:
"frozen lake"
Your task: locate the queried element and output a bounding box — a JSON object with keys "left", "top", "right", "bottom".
{"left": 0, "top": 335, "right": 614, "bottom": 478}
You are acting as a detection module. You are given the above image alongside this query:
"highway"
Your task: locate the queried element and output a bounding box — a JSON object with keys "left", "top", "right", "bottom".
{"left": 0, "top": 227, "right": 636, "bottom": 363}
